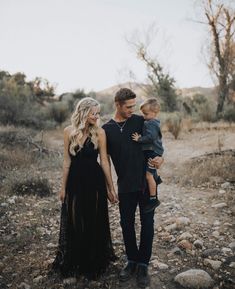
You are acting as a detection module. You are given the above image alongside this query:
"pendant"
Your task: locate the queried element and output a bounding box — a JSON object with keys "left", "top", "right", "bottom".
{"left": 120, "top": 128, "right": 123, "bottom": 133}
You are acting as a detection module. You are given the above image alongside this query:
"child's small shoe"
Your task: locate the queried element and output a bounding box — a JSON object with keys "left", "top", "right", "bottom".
{"left": 143, "top": 197, "right": 161, "bottom": 214}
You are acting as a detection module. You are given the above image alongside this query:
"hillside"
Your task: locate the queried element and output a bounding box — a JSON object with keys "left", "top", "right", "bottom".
{"left": 95, "top": 82, "right": 216, "bottom": 102}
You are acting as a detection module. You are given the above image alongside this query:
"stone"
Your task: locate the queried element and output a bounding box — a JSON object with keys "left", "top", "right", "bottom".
{"left": 221, "top": 182, "right": 230, "bottom": 189}
{"left": 213, "top": 220, "right": 220, "bottom": 226}
{"left": 202, "top": 248, "right": 221, "bottom": 258}
{"left": 204, "top": 259, "right": 222, "bottom": 270}
{"left": 193, "top": 240, "right": 203, "bottom": 249}
{"left": 47, "top": 243, "right": 57, "bottom": 249}
{"left": 228, "top": 242, "right": 235, "bottom": 252}
{"left": 174, "top": 269, "right": 214, "bottom": 288}
{"left": 171, "top": 247, "right": 183, "bottom": 256}
{"left": 218, "top": 189, "right": 226, "bottom": 194}
{"left": 176, "top": 217, "right": 190, "bottom": 227}
{"left": 211, "top": 203, "right": 227, "bottom": 209}
{"left": 223, "top": 222, "right": 232, "bottom": 227}
{"left": 152, "top": 260, "right": 168, "bottom": 270}
{"left": 165, "top": 223, "right": 177, "bottom": 232}
{"left": 178, "top": 232, "right": 193, "bottom": 241}
{"left": 212, "top": 231, "right": 220, "bottom": 238}
{"left": 18, "top": 283, "right": 31, "bottom": 289}
{"left": 7, "top": 196, "right": 17, "bottom": 204}
{"left": 33, "top": 276, "right": 43, "bottom": 283}
{"left": 229, "top": 262, "right": 235, "bottom": 268}
{"left": 222, "top": 247, "right": 232, "bottom": 254}
{"left": 178, "top": 240, "right": 193, "bottom": 250}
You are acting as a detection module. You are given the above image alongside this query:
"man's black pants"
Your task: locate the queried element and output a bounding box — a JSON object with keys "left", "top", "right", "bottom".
{"left": 118, "top": 191, "right": 155, "bottom": 265}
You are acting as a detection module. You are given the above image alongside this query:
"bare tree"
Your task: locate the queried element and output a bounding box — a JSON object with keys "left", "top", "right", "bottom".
{"left": 126, "top": 24, "right": 178, "bottom": 112}
{"left": 202, "top": 0, "right": 235, "bottom": 116}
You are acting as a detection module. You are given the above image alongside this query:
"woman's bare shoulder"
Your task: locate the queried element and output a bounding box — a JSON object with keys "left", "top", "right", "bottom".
{"left": 97, "top": 127, "right": 105, "bottom": 137}
{"left": 63, "top": 125, "right": 73, "bottom": 138}
{"left": 64, "top": 125, "right": 72, "bottom": 133}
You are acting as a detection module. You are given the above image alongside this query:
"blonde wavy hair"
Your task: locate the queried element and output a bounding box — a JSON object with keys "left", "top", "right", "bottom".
{"left": 69, "top": 97, "right": 100, "bottom": 155}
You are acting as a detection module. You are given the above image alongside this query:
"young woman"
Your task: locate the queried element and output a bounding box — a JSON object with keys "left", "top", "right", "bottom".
{"left": 51, "top": 97, "right": 118, "bottom": 279}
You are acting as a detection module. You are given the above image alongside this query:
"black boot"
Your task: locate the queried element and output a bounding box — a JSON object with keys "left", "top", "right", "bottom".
{"left": 136, "top": 264, "right": 150, "bottom": 288}
{"left": 119, "top": 262, "right": 137, "bottom": 282}
{"left": 154, "top": 174, "right": 162, "bottom": 185}
{"left": 143, "top": 197, "right": 161, "bottom": 214}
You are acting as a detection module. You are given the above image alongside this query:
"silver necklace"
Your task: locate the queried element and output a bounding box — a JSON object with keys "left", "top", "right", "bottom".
{"left": 112, "top": 119, "right": 128, "bottom": 133}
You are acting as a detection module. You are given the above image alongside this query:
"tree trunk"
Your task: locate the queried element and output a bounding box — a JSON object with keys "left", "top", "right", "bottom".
{"left": 216, "top": 74, "right": 228, "bottom": 116}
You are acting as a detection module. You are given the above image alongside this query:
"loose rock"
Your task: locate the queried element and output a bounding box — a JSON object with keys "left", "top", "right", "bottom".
{"left": 174, "top": 269, "right": 214, "bottom": 288}
{"left": 204, "top": 259, "right": 222, "bottom": 270}
{"left": 193, "top": 240, "right": 203, "bottom": 249}
{"left": 202, "top": 248, "right": 221, "bottom": 258}
{"left": 229, "top": 242, "right": 235, "bottom": 252}
{"left": 177, "top": 240, "right": 193, "bottom": 250}
{"left": 178, "top": 232, "right": 193, "bottom": 241}
{"left": 211, "top": 203, "right": 227, "bottom": 209}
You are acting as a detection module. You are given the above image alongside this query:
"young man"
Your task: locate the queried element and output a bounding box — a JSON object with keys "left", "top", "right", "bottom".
{"left": 102, "top": 88, "right": 163, "bottom": 288}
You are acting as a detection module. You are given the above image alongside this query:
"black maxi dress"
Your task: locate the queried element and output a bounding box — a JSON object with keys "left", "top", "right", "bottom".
{"left": 52, "top": 137, "right": 116, "bottom": 278}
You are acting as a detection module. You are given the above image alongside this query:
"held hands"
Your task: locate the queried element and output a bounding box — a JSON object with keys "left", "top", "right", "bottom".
{"left": 107, "top": 189, "right": 119, "bottom": 204}
{"left": 59, "top": 190, "right": 66, "bottom": 203}
{"left": 132, "top": 132, "right": 141, "bottom": 142}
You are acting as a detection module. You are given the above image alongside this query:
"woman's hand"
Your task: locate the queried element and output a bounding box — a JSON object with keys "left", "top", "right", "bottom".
{"left": 59, "top": 190, "right": 66, "bottom": 203}
{"left": 132, "top": 132, "right": 141, "bottom": 142}
{"left": 148, "top": 156, "right": 164, "bottom": 169}
{"left": 107, "top": 189, "right": 119, "bottom": 204}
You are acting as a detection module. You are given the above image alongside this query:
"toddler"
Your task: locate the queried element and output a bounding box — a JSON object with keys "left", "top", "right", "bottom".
{"left": 132, "top": 98, "right": 164, "bottom": 213}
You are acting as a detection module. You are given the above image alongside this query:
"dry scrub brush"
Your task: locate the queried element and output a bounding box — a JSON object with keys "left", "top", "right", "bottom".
{"left": 178, "top": 150, "right": 235, "bottom": 188}
{"left": 0, "top": 127, "right": 60, "bottom": 198}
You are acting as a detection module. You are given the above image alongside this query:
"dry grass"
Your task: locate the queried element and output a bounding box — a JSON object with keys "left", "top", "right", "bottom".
{"left": 11, "top": 177, "right": 52, "bottom": 197}
{"left": 178, "top": 150, "right": 235, "bottom": 188}
{"left": 0, "top": 126, "right": 61, "bottom": 198}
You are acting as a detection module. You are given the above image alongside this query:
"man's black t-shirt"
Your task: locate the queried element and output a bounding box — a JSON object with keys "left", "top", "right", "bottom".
{"left": 102, "top": 114, "right": 145, "bottom": 194}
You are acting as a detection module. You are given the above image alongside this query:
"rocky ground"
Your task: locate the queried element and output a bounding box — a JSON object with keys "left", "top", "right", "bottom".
{"left": 0, "top": 126, "right": 234, "bottom": 289}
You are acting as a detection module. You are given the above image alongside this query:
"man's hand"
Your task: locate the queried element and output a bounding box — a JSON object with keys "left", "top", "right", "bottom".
{"left": 148, "top": 156, "right": 164, "bottom": 169}
{"left": 132, "top": 132, "right": 141, "bottom": 142}
{"left": 59, "top": 190, "right": 66, "bottom": 203}
{"left": 107, "top": 190, "right": 119, "bottom": 204}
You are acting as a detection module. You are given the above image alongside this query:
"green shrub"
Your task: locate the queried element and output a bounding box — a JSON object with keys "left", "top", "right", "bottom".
{"left": 182, "top": 94, "right": 216, "bottom": 122}
{"left": 48, "top": 102, "right": 70, "bottom": 126}
{"left": 0, "top": 70, "right": 57, "bottom": 129}
{"left": 221, "top": 105, "right": 235, "bottom": 122}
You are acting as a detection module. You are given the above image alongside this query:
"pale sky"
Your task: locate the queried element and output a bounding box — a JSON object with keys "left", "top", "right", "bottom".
{"left": 0, "top": 0, "right": 228, "bottom": 94}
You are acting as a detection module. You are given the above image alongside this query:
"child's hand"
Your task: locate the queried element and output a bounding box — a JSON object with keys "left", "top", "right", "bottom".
{"left": 132, "top": 132, "right": 141, "bottom": 142}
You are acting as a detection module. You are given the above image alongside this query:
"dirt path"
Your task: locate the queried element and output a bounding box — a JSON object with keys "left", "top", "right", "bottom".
{"left": 1, "top": 127, "right": 234, "bottom": 289}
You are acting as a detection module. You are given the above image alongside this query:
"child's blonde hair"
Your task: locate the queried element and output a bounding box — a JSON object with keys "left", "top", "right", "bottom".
{"left": 140, "top": 98, "right": 160, "bottom": 113}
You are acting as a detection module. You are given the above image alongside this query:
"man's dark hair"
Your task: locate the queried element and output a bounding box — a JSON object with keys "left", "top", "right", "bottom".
{"left": 114, "top": 88, "right": 136, "bottom": 104}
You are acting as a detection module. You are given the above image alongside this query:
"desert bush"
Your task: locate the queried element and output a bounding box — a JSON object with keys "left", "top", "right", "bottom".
{"left": 178, "top": 150, "right": 235, "bottom": 187}
{"left": 0, "top": 70, "right": 57, "bottom": 129}
{"left": 182, "top": 94, "right": 217, "bottom": 122}
{"left": 10, "top": 177, "right": 52, "bottom": 197}
{"left": 164, "top": 112, "right": 182, "bottom": 139}
{"left": 0, "top": 127, "right": 37, "bottom": 147}
{"left": 0, "top": 127, "right": 62, "bottom": 162}
{"left": 221, "top": 105, "right": 235, "bottom": 122}
{"left": 48, "top": 102, "right": 70, "bottom": 126}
